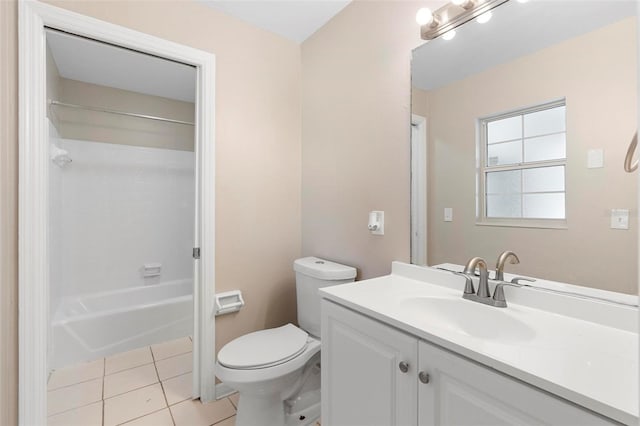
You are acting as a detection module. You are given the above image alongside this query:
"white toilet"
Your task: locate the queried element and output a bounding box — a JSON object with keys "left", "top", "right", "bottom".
{"left": 216, "top": 257, "right": 356, "bottom": 426}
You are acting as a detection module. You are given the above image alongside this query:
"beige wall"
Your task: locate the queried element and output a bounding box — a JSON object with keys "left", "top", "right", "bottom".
{"left": 48, "top": 38, "right": 195, "bottom": 151}
{"left": 0, "top": 0, "right": 18, "bottom": 423}
{"left": 411, "top": 86, "right": 429, "bottom": 120}
{"left": 54, "top": 78, "right": 195, "bottom": 151}
{"left": 2, "top": 1, "right": 301, "bottom": 420}
{"left": 46, "top": 45, "right": 61, "bottom": 127}
{"left": 301, "top": 1, "right": 430, "bottom": 279}
{"left": 420, "top": 18, "right": 638, "bottom": 293}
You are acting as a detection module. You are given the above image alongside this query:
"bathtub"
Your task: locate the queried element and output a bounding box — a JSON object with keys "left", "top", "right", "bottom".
{"left": 51, "top": 279, "right": 193, "bottom": 369}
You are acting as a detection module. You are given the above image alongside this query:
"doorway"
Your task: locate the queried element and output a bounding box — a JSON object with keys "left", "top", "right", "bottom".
{"left": 19, "top": 3, "right": 216, "bottom": 424}
{"left": 411, "top": 114, "right": 427, "bottom": 266}
{"left": 46, "top": 27, "right": 197, "bottom": 368}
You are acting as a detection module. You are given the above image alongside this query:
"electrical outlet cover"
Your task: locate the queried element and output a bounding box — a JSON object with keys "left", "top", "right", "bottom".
{"left": 610, "top": 209, "right": 629, "bottom": 230}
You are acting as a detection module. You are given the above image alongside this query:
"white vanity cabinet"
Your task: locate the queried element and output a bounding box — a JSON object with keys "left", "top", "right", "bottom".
{"left": 321, "top": 299, "right": 619, "bottom": 426}
{"left": 417, "top": 340, "right": 617, "bottom": 425}
{"left": 321, "top": 298, "right": 418, "bottom": 425}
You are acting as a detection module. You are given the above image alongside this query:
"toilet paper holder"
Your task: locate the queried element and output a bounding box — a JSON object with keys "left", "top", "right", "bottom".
{"left": 368, "top": 211, "right": 384, "bottom": 235}
{"left": 215, "top": 290, "right": 245, "bottom": 316}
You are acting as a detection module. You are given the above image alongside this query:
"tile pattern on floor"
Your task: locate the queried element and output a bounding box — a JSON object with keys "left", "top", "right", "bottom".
{"left": 47, "top": 336, "right": 238, "bottom": 426}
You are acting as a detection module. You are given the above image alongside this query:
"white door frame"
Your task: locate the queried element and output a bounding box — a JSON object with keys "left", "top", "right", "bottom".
{"left": 411, "top": 114, "right": 427, "bottom": 266}
{"left": 18, "top": 2, "right": 216, "bottom": 424}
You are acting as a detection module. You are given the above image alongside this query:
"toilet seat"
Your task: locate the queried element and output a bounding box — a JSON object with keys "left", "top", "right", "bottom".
{"left": 218, "top": 323, "right": 309, "bottom": 370}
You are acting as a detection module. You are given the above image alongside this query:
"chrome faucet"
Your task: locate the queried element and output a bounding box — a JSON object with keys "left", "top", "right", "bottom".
{"left": 457, "top": 255, "right": 535, "bottom": 308}
{"left": 494, "top": 250, "right": 520, "bottom": 281}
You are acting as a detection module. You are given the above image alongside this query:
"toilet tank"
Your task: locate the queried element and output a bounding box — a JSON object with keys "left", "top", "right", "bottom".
{"left": 294, "top": 257, "right": 356, "bottom": 338}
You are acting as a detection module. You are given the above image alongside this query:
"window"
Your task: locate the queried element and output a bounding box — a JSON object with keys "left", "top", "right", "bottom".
{"left": 478, "top": 100, "right": 566, "bottom": 226}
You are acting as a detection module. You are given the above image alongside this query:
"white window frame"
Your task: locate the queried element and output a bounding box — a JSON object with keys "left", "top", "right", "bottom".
{"left": 476, "top": 99, "right": 568, "bottom": 229}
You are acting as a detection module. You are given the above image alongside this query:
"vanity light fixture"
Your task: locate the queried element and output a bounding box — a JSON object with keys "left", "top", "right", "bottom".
{"left": 417, "top": 0, "right": 508, "bottom": 40}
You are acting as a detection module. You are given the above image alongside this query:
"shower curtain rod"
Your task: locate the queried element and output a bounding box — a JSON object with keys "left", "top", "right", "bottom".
{"left": 48, "top": 100, "right": 195, "bottom": 126}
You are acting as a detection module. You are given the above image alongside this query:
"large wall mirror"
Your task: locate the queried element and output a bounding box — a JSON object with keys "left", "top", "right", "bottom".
{"left": 411, "top": 0, "right": 638, "bottom": 294}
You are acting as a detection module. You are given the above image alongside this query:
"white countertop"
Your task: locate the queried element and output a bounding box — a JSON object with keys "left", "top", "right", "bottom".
{"left": 319, "top": 262, "right": 639, "bottom": 425}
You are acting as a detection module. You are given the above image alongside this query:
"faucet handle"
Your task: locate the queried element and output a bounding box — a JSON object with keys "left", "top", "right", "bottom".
{"left": 510, "top": 277, "right": 536, "bottom": 285}
{"left": 453, "top": 272, "right": 475, "bottom": 295}
{"left": 491, "top": 282, "right": 521, "bottom": 307}
{"left": 492, "top": 277, "right": 535, "bottom": 307}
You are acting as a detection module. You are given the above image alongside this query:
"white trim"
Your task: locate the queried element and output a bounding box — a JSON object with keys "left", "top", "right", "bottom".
{"left": 637, "top": 0, "right": 640, "bottom": 312}
{"left": 475, "top": 220, "right": 568, "bottom": 230}
{"left": 411, "top": 114, "right": 427, "bottom": 266}
{"left": 18, "top": 2, "right": 217, "bottom": 424}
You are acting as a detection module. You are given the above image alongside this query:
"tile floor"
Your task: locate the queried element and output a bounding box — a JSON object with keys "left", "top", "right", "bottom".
{"left": 47, "top": 336, "right": 238, "bottom": 426}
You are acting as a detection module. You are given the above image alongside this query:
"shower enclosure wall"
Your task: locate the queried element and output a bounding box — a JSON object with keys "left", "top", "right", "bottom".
{"left": 49, "top": 122, "right": 195, "bottom": 369}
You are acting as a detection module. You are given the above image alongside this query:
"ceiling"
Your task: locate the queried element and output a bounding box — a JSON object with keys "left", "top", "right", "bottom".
{"left": 201, "top": 0, "right": 351, "bottom": 43}
{"left": 47, "top": 30, "right": 196, "bottom": 103}
{"left": 412, "top": 0, "right": 638, "bottom": 91}
{"left": 46, "top": 1, "right": 351, "bottom": 101}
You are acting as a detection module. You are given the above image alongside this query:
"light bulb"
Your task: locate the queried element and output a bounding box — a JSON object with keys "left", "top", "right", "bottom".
{"left": 452, "top": 0, "right": 472, "bottom": 7}
{"left": 416, "top": 7, "right": 434, "bottom": 26}
{"left": 476, "top": 11, "right": 492, "bottom": 24}
{"left": 442, "top": 30, "right": 456, "bottom": 41}
{"left": 517, "top": 0, "right": 529, "bottom": 3}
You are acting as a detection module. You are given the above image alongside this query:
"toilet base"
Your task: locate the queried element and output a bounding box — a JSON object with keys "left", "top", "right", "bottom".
{"left": 285, "top": 369, "right": 320, "bottom": 426}
{"left": 285, "top": 396, "right": 320, "bottom": 426}
{"left": 236, "top": 393, "right": 286, "bottom": 426}
{"left": 235, "top": 389, "right": 320, "bottom": 426}
{"left": 234, "top": 359, "right": 321, "bottom": 426}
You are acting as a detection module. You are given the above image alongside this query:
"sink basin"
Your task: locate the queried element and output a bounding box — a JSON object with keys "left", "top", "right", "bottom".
{"left": 399, "top": 297, "right": 536, "bottom": 342}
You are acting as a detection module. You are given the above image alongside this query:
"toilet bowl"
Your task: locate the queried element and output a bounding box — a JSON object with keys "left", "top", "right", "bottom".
{"left": 216, "top": 325, "right": 321, "bottom": 426}
{"left": 215, "top": 257, "right": 356, "bottom": 426}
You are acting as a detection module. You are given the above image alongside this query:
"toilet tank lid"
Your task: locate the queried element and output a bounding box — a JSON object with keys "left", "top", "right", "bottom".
{"left": 294, "top": 257, "right": 356, "bottom": 280}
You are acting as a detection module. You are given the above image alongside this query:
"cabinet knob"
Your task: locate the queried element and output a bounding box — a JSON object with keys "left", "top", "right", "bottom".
{"left": 398, "top": 361, "right": 409, "bottom": 373}
{"left": 418, "top": 371, "right": 430, "bottom": 384}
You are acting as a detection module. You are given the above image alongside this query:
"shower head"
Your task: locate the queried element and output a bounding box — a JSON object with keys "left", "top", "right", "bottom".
{"left": 51, "top": 144, "right": 72, "bottom": 168}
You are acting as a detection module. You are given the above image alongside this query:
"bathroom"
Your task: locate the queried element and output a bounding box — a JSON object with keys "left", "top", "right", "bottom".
{"left": 1, "top": 0, "right": 638, "bottom": 425}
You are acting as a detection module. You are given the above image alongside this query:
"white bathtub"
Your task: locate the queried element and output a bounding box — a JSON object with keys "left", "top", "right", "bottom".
{"left": 51, "top": 279, "right": 193, "bottom": 369}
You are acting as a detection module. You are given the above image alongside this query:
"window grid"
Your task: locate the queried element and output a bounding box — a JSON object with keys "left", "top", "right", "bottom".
{"left": 478, "top": 99, "right": 567, "bottom": 223}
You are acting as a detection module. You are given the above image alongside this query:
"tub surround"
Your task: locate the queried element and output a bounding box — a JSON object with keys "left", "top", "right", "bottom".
{"left": 49, "top": 137, "right": 195, "bottom": 299}
{"left": 320, "top": 262, "right": 639, "bottom": 425}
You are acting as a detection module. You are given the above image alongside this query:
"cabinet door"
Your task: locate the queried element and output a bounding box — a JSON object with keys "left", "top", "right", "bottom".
{"left": 417, "top": 341, "right": 617, "bottom": 426}
{"left": 321, "top": 300, "right": 418, "bottom": 426}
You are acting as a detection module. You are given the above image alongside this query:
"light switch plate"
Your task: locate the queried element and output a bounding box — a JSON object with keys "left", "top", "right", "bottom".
{"left": 611, "top": 209, "right": 629, "bottom": 230}
{"left": 587, "top": 149, "right": 604, "bottom": 168}
{"left": 444, "top": 208, "right": 453, "bottom": 222}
